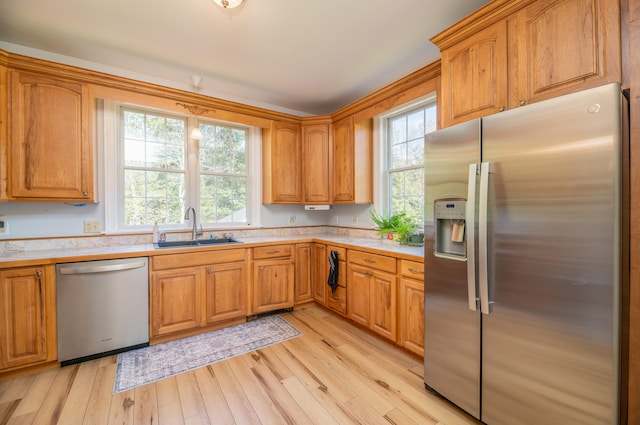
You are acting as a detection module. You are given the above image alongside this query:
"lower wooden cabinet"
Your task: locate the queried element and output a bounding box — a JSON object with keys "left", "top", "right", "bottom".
{"left": 294, "top": 243, "right": 313, "bottom": 305}
{"left": 0, "top": 265, "right": 56, "bottom": 371}
{"left": 347, "top": 250, "right": 397, "bottom": 341}
{"left": 150, "top": 249, "right": 248, "bottom": 341}
{"left": 398, "top": 260, "right": 425, "bottom": 356}
{"left": 252, "top": 244, "right": 294, "bottom": 314}
{"left": 312, "top": 243, "right": 327, "bottom": 304}
{"left": 204, "top": 261, "right": 248, "bottom": 324}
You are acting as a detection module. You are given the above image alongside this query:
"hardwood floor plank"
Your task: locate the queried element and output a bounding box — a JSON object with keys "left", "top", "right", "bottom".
{"left": 226, "top": 355, "right": 290, "bottom": 425}
{"left": 156, "top": 377, "right": 184, "bottom": 425}
{"left": 57, "top": 360, "right": 99, "bottom": 425}
{"left": 240, "top": 350, "right": 313, "bottom": 425}
{"left": 11, "top": 369, "right": 57, "bottom": 418}
{"left": 175, "top": 372, "right": 209, "bottom": 424}
{"left": 0, "top": 375, "right": 36, "bottom": 404}
{"left": 384, "top": 407, "right": 429, "bottom": 425}
{"left": 133, "top": 384, "right": 158, "bottom": 425}
{"left": 106, "top": 389, "right": 135, "bottom": 425}
{"left": 82, "top": 362, "right": 116, "bottom": 425}
{"left": 210, "top": 361, "right": 261, "bottom": 425}
{"left": 281, "top": 376, "right": 341, "bottom": 425}
{"left": 0, "top": 400, "right": 21, "bottom": 425}
{"left": 194, "top": 366, "right": 234, "bottom": 425}
{"left": 251, "top": 348, "right": 293, "bottom": 382}
{"left": 344, "top": 395, "right": 395, "bottom": 425}
{"left": 31, "top": 364, "right": 79, "bottom": 425}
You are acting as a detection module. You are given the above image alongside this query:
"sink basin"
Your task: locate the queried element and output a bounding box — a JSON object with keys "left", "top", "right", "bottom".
{"left": 154, "top": 238, "right": 242, "bottom": 249}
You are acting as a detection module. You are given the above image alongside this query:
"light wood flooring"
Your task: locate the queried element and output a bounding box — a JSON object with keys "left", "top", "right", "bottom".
{"left": 0, "top": 304, "right": 480, "bottom": 425}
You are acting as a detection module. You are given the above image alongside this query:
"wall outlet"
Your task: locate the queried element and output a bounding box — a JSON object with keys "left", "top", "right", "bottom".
{"left": 83, "top": 220, "right": 100, "bottom": 233}
{"left": 352, "top": 216, "right": 358, "bottom": 225}
{"left": 0, "top": 215, "right": 6, "bottom": 234}
{"left": 288, "top": 216, "right": 296, "bottom": 224}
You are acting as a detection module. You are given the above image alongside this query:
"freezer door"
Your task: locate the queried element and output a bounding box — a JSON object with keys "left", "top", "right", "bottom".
{"left": 480, "top": 84, "right": 622, "bottom": 425}
{"left": 424, "top": 119, "right": 481, "bottom": 419}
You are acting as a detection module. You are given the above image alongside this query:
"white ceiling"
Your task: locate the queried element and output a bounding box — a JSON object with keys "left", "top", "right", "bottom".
{"left": 0, "top": 0, "right": 490, "bottom": 116}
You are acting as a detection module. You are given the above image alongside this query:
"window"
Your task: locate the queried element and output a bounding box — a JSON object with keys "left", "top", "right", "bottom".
{"left": 108, "top": 104, "right": 257, "bottom": 232}
{"left": 384, "top": 98, "right": 437, "bottom": 224}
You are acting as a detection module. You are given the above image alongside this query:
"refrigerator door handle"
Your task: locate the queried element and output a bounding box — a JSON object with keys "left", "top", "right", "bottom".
{"left": 466, "top": 163, "right": 479, "bottom": 311}
{"left": 479, "top": 162, "right": 492, "bottom": 314}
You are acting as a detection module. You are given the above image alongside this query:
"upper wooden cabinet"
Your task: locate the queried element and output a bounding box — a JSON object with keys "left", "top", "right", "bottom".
{"left": 262, "top": 121, "right": 302, "bottom": 204}
{"left": 331, "top": 116, "right": 372, "bottom": 204}
{"left": 439, "top": 20, "right": 508, "bottom": 126}
{"left": 302, "top": 124, "right": 330, "bottom": 204}
{"left": 9, "top": 70, "right": 94, "bottom": 201}
{"left": 433, "top": 0, "right": 621, "bottom": 127}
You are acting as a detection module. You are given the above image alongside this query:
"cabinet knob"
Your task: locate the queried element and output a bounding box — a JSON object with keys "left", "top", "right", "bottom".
{"left": 519, "top": 99, "right": 526, "bottom": 106}
{"left": 36, "top": 270, "right": 42, "bottom": 277}
{"left": 498, "top": 106, "right": 505, "bottom": 112}
{"left": 83, "top": 191, "right": 89, "bottom": 197}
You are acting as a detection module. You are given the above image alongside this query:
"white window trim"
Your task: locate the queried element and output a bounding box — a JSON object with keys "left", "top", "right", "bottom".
{"left": 373, "top": 93, "right": 436, "bottom": 216}
{"left": 102, "top": 100, "right": 261, "bottom": 234}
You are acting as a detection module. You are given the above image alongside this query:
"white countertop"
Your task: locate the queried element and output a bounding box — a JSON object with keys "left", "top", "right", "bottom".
{"left": 0, "top": 234, "right": 424, "bottom": 267}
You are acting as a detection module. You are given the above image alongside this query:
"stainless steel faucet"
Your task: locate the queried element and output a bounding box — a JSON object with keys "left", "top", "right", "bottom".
{"left": 184, "top": 207, "right": 202, "bottom": 240}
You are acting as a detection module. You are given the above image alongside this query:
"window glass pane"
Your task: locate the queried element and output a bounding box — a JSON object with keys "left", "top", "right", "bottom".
{"left": 407, "top": 110, "right": 424, "bottom": 140}
{"left": 124, "top": 111, "right": 145, "bottom": 140}
{"left": 385, "top": 99, "right": 435, "bottom": 227}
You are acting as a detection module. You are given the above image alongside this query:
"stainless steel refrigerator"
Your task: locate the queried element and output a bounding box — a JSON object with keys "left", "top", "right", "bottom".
{"left": 423, "top": 83, "right": 628, "bottom": 425}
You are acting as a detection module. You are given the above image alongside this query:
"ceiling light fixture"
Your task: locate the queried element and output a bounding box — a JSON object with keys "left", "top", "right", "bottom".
{"left": 212, "top": 0, "right": 243, "bottom": 8}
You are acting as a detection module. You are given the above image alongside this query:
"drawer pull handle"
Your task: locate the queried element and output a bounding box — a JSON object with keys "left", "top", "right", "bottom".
{"left": 408, "top": 267, "right": 424, "bottom": 274}
{"left": 266, "top": 250, "right": 280, "bottom": 254}
{"left": 363, "top": 258, "right": 376, "bottom": 264}
{"left": 365, "top": 271, "right": 372, "bottom": 277}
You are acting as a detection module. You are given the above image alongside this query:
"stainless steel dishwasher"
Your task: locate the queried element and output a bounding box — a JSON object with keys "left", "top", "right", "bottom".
{"left": 56, "top": 257, "right": 149, "bottom": 366}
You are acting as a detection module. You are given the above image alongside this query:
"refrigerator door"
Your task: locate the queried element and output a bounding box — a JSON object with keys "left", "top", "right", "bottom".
{"left": 424, "top": 119, "right": 481, "bottom": 419}
{"left": 481, "top": 84, "right": 621, "bottom": 425}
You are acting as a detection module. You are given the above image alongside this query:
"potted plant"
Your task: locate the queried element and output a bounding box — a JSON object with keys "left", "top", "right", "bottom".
{"left": 369, "top": 210, "right": 417, "bottom": 244}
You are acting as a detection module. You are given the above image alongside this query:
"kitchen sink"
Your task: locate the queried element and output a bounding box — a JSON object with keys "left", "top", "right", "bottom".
{"left": 154, "top": 238, "right": 242, "bottom": 249}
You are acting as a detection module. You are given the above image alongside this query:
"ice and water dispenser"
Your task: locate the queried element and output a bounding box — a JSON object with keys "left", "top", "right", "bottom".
{"left": 434, "top": 199, "right": 467, "bottom": 260}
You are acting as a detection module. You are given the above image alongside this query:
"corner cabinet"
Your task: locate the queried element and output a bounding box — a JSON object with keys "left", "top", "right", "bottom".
{"left": 434, "top": 0, "right": 621, "bottom": 128}
{"left": 0, "top": 265, "right": 56, "bottom": 372}
{"left": 331, "top": 116, "right": 373, "bottom": 204}
{"left": 262, "top": 121, "right": 302, "bottom": 204}
{"left": 9, "top": 71, "right": 94, "bottom": 201}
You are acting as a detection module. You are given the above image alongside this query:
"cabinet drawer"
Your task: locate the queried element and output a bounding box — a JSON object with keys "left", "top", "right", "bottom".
{"left": 152, "top": 249, "right": 246, "bottom": 271}
{"left": 400, "top": 260, "right": 425, "bottom": 280}
{"left": 326, "top": 245, "right": 347, "bottom": 260}
{"left": 326, "top": 286, "right": 347, "bottom": 314}
{"left": 348, "top": 250, "right": 396, "bottom": 273}
{"left": 253, "top": 244, "right": 293, "bottom": 260}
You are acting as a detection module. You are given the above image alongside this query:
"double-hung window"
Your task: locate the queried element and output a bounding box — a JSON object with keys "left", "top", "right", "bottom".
{"left": 109, "top": 104, "right": 256, "bottom": 232}
{"left": 383, "top": 97, "right": 437, "bottom": 225}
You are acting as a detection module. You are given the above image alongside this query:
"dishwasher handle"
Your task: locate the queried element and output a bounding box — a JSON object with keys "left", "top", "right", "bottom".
{"left": 57, "top": 260, "right": 147, "bottom": 275}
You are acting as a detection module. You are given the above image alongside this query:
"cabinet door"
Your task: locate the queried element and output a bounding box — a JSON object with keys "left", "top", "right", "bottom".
{"left": 10, "top": 71, "right": 93, "bottom": 201}
{"left": 0, "top": 267, "right": 48, "bottom": 368}
{"left": 370, "top": 270, "right": 397, "bottom": 341}
{"left": 151, "top": 267, "right": 201, "bottom": 337}
{"left": 263, "top": 121, "right": 302, "bottom": 203}
{"left": 312, "top": 243, "right": 327, "bottom": 304}
{"left": 294, "top": 243, "right": 313, "bottom": 304}
{"left": 204, "top": 261, "right": 247, "bottom": 324}
{"left": 347, "top": 263, "right": 370, "bottom": 327}
{"left": 331, "top": 116, "right": 354, "bottom": 202}
{"left": 399, "top": 277, "right": 425, "bottom": 356}
{"left": 440, "top": 20, "right": 508, "bottom": 127}
{"left": 302, "top": 125, "right": 330, "bottom": 203}
{"left": 253, "top": 259, "right": 294, "bottom": 313}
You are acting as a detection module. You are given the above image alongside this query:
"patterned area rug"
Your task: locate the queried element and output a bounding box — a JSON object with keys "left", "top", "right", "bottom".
{"left": 113, "top": 315, "right": 301, "bottom": 393}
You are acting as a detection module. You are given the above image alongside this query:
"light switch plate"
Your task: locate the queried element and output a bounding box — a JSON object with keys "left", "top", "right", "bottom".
{"left": 0, "top": 215, "right": 5, "bottom": 234}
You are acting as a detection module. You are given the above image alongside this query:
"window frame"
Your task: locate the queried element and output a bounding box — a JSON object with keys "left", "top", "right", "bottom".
{"left": 102, "top": 100, "right": 261, "bottom": 234}
{"left": 375, "top": 93, "right": 436, "bottom": 227}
